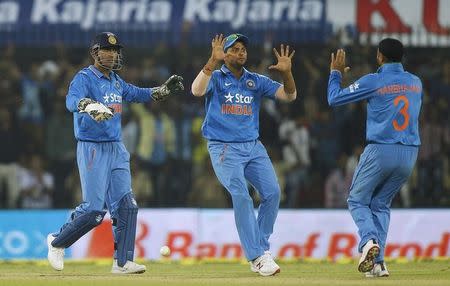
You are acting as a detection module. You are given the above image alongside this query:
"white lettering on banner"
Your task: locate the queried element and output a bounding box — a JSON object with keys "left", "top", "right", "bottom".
{"left": 70, "top": 210, "right": 450, "bottom": 260}
{"left": 31, "top": 0, "right": 59, "bottom": 23}
{"left": 298, "top": 0, "right": 322, "bottom": 21}
{"left": 60, "top": 2, "right": 83, "bottom": 23}
{"left": 30, "top": 0, "right": 172, "bottom": 30}
{"left": 0, "top": 1, "right": 19, "bottom": 23}
{"left": 183, "top": 0, "right": 323, "bottom": 29}
{"left": 184, "top": 0, "right": 210, "bottom": 21}
{"left": 1, "top": 0, "right": 324, "bottom": 28}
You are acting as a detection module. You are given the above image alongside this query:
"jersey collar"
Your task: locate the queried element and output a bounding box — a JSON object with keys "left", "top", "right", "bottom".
{"left": 220, "top": 64, "right": 249, "bottom": 78}
{"left": 88, "top": 65, "right": 113, "bottom": 79}
{"left": 377, "top": 62, "right": 404, "bottom": 73}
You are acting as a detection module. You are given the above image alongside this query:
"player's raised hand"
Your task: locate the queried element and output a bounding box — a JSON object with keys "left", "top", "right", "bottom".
{"left": 151, "top": 75, "right": 184, "bottom": 101}
{"left": 269, "top": 44, "right": 295, "bottom": 73}
{"left": 330, "top": 49, "right": 351, "bottom": 74}
{"left": 164, "top": 75, "right": 184, "bottom": 93}
{"left": 210, "top": 34, "right": 226, "bottom": 62}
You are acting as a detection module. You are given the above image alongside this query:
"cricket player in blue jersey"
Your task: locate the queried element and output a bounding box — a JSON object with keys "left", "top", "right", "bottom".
{"left": 47, "top": 32, "right": 184, "bottom": 274}
{"left": 328, "top": 38, "right": 422, "bottom": 277}
{"left": 191, "top": 34, "right": 297, "bottom": 276}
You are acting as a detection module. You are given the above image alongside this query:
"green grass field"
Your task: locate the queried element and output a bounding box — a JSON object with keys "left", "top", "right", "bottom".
{"left": 0, "top": 259, "right": 449, "bottom": 286}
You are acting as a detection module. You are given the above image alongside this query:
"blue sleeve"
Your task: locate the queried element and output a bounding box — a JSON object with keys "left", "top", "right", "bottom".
{"left": 119, "top": 76, "right": 152, "bottom": 103}
{"left": 66, "top": 72, "right": 89, "bottom": 112}
{"left": 327, "top": 71, "right": 380, "bottom": 106}
{"left": 416, "top": 76, "right": 424, "bottom": 99}
{"left": 258, "top": 74, "right": 282, "bottom": 100}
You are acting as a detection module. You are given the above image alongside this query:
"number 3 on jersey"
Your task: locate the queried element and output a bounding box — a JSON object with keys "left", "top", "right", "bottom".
{"left": 392, "top": 95, "right": 409, "bottom": 131}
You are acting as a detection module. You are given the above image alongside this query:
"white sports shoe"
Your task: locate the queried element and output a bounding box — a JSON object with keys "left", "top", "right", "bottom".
{"left": 250, "top": 251, "right": 280, "bottom": 276}
{"left": 250, "top": 251, "right": 270, "bottom": 273}
{"left": 365, "top": 262, "right": 390, "bottom": 278}
{"left": 47, "top": 234, "right": 65, "bottom": 271}
{"left": 111, "top": 260, "right": 147, "bottom": 274}
{"left": 358, "top": 240, "right": 380, "bottom": 273}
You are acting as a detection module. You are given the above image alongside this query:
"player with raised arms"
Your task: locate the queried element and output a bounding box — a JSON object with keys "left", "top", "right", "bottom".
{"left": 191, "top": 33, "right": 297, "bottom": 276}
{"left": 328, "top": 38, "right": 422, "bottom": 277}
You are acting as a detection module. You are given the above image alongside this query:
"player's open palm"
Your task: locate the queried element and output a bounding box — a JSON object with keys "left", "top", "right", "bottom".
{"left": 330, "top": 49, "right": 351, "bottom": 74}
{"left": 269, "top": 44, "right": 295, "bottom": 73}
{"left": 211, "top": 34, "right": 226, "bottom": 62}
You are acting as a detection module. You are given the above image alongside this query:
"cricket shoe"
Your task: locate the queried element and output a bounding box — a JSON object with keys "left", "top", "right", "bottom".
{"left": 365, "top": 262, "right": 389, "bottom": 278}
{"left": 47, "top": 234, "right": 65, "bottom": 271}
{"left": 111, "top": 260, "right": 146, "bottom": 274}
{"left": 250, "top": 251, "right": 271, "bottom": 273}
{"left": 358, "top": 239, "right": 380, "bottom": 273}
{"left": 250, "top": 251, "right": 281, "bottom": 276}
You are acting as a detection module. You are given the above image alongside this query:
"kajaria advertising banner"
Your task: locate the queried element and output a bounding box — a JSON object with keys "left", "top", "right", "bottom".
{"left": 0, "top": 0, "right": 328, "bottom": 46}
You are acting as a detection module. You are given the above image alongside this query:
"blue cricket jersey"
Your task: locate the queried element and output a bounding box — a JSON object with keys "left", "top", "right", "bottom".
{"left": 202, "top": 65, "right": 281, "bottom": 142}
{"left": 328, "top": 63, "right": 422, "bottom": 146}
{"left": 66, "top": 65, "right": 152, "bottom": 142}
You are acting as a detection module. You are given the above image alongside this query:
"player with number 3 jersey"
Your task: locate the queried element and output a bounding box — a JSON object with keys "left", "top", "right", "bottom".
{"left": 327, "top": 38, "right": 422, "bottom": 277}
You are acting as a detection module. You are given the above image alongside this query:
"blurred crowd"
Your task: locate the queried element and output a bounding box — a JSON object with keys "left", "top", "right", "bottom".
{"left": 0, "top": 36, "right": 449, "bottom": 209}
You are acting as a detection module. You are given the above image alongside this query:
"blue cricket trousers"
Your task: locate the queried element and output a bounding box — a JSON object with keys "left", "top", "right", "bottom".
{"left": 348, "top": 143, "right": 418, "bottom": 262}
{"left": 75, "top": 141, "right": 132, "bottom": 217}
{"left": 208, "top": 140, "right": 281, "bottom": 261}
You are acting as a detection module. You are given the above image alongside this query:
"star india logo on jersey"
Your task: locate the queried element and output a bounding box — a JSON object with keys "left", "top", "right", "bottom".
{"left": 221, "top": 92, "right": 253, "bottom": 115}
{"left": 103, "top": 93, "right": 122, "bottom": 103}
{"left": 103, "top": 93, "right": 122, "bottom": 113}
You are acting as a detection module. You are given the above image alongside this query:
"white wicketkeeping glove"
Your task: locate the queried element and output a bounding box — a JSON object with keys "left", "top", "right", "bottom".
{"left": 78, "top": 98, "right": 114, "bottom": 122}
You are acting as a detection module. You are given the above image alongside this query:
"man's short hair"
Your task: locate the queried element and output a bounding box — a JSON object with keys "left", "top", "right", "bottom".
{"left": 378, "top": 38, "right": 403, "bottom": 62}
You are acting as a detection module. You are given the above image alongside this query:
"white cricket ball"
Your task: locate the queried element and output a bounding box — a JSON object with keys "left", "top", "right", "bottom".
{"left": 160, "top": 245, "right": 171, "bottom": 257}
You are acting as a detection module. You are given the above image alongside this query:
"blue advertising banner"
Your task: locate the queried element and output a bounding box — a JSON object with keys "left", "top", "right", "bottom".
{"left": 0, "top": 210, "right": 70, "bottom": 259}
{"left": 0, "top": 0, "right": 330, "bottom": 46}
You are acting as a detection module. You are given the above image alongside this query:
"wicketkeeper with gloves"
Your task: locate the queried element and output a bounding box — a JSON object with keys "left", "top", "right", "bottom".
{"left": 47, "top": 32, "right": 183, "bottom": 274}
